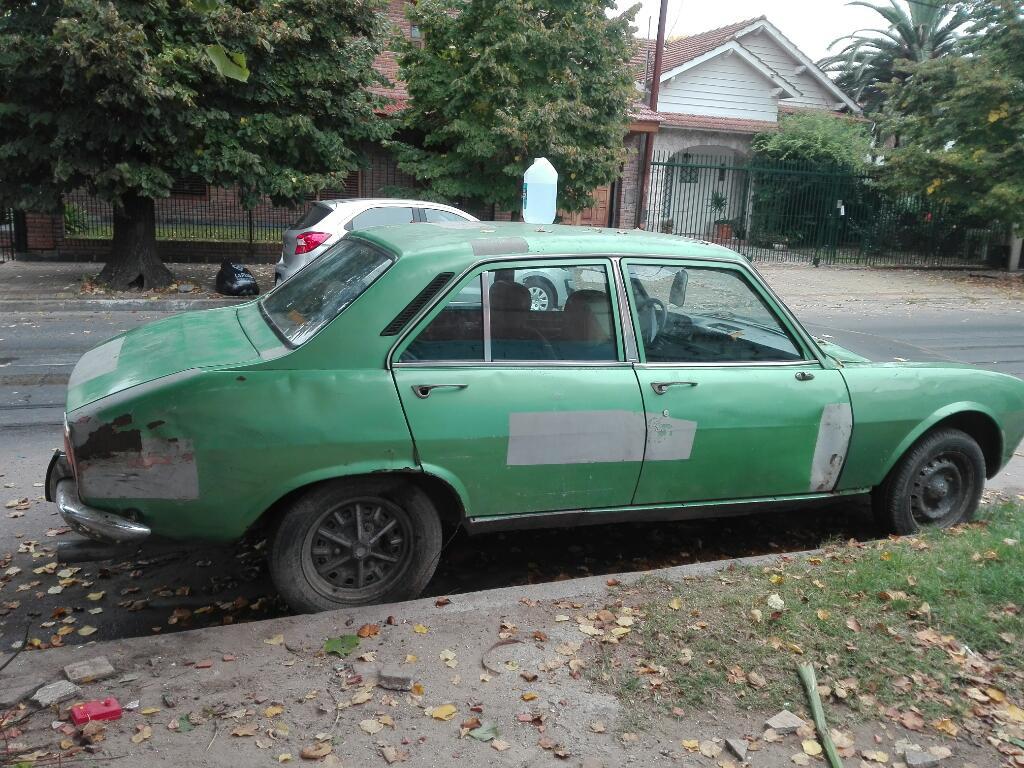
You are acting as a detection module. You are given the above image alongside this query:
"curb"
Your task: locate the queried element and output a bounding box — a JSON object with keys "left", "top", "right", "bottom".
{"left": 2, "top": 548, "right": 814, "bottom": 683}
{"left": 0, "top": 297, "right": 245, "bottom": 312}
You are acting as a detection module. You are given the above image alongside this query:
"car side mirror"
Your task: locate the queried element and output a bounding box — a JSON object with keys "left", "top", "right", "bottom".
{"left": 669, "top": 270, "right": 688, "bottom": 306}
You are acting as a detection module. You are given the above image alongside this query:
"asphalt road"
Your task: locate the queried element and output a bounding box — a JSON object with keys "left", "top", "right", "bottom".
{"left": 2, "top": 304, "right": 1024, "bottom": 648}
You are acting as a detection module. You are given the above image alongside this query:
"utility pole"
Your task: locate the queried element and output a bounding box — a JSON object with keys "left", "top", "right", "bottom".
{"left": 636, "top": 0, "right": 669, "bottom": 229}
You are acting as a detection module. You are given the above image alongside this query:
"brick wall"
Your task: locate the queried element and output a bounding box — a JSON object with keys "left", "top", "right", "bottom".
{"left": 616, "top": 132, "right": 645, "bottom": 229}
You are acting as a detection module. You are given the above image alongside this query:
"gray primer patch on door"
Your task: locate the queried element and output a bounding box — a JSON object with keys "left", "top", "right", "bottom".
{"left": 809, "top": 402, "right": 853, "bottom": 492}
{"left": 67, "top": 337, "right": 124, "bottom": 389}
{"left": 645, "top": 415, "right": 698, "bottom": 461}
{"left": 507, "top": 410, "right": 646, "bottom": 466}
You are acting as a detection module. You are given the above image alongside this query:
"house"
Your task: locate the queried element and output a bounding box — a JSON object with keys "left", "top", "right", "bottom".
{"left": 629, "top": 17, "right": 860, "bottom": 234}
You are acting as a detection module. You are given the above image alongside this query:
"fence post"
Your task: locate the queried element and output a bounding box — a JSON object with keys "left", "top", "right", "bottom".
{"left": 247, "top": 209, "right": 255, "bottom": 260}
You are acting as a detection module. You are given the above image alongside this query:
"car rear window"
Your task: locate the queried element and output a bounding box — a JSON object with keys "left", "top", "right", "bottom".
{"left": 291, "top": 203, "right": 332, "bottom": 230}
{"left": 260, "top": 239, "right": 394, "bottom": 346}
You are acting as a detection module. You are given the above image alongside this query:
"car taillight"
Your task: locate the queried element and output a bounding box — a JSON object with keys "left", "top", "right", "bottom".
{"left": 294, "top": 231, "right": 330, "bottom": 255}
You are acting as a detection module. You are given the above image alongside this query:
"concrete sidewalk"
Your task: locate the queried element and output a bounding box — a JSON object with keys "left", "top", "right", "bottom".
{"left": 0, "top": 261, "right": 275, "bottom": 312}
{"left": 0, "top": 551, "right": 986, "bottom": 768}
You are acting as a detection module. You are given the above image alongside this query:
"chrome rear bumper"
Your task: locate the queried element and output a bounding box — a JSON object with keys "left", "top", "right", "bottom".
{"left": 55, "top": 479, "right": 151, "bottom": 544}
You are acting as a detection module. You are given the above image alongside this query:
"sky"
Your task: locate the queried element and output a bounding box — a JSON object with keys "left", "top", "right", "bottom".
{"left": 614, "top": 0, "right": 891, "bottom": 62}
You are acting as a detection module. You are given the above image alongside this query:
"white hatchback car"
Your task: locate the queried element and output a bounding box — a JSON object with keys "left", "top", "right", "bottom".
{"left": 275, "top": 199, "right": 479, "bottom": 284}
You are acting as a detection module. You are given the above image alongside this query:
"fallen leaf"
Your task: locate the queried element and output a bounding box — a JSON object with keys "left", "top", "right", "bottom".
{"left": 428, "top": 704, "right": 457, "bottom": 721}
{"left": 699, "top": 741, "right": 722, "bottom": 758}
{"left": 300, "top": 742, "right": 332, "bottom": 759}
{"left": 264, "top": 634, "right": 285, "bottom": 645}
{"left": 232, "top": 723, "right": 258, "bottom": 737}
{"left": 521, "top": 692, "right": 538, "bottom": 702}
{"left": 802, "top": 740, "right": 822, "bottom": 756}
{"left": 791, "top": 753, "right": 810, "bottom": 766}
{"left": 846, "top": 617, "right": 862, "bottom": 632}
{"left": 590, "top": 722, "right": 606, "bottom": 733}
{"left": 278, "top": 754, "right": 292, "bottom": 763}
{"left": 131, "top": 724, "right": 153, "bottom": 744}
{"left": 435, "top": 597, "right": 451, "bottom": 607}
{"left": 681, "top": 739, "right": 700, "bottom": 752}
{"left": 359, "top": 719, "right": 384, "bottom": 734}
{"left": 86, "top": 591, "right": 105, "bottom": 601}
{"left": 931, "top": 718, "right": 959, "bottom": 737}
{"left": 491, "top": 739, "right": 511, "bottom": 752}
{"left": 323, "top": 635, "right": 359, "bottom": 657}
{"left": 140, "top": 707, "right": 161, "bottom": 716}
{"left": 468, "top": 723, "right": 498, "bottom": 742}
{"left": 747, "top": 671, "right": 767, "bottom": 689}
{"left": 356, "top": 623, "right": 379, "bottom": 638}
{"left": 816, "top": 609, "right": 831, "bottom": 621}
{"left": 264, "top": 705, "right": 284, "bottom": 718}
{"left": 413, "top": 624, "right": 429, "bottom": 634}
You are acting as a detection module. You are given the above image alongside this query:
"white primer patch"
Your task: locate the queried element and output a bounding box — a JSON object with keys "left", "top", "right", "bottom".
{"left": 507, "top": 410, "right": 646, "bottom": 466}
{"left": 645, "top": 415, "right": 698, "bottom": 462}
{"left": 809, "top": 402, "right": 853, "bottom": 492}
{"left": 67, "top": 336, "right": 124, "bottom": 389}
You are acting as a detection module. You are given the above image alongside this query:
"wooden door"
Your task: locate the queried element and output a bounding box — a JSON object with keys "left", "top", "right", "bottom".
{"left": 561, "top": 185, "right": 611, "bottom": 227}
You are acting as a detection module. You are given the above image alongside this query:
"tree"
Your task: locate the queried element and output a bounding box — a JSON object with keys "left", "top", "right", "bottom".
{"left": 390, "top": 0, "right": 638, "bottom": 213}
{"left": 751, "top": 111, "right": 872, "bottom": 170}
{"left": 817, "top": 0, "right": 968, "bottom": 113}
{"left": 0, "top": 0, "right": 388, "bottom": 288}
{"left": 880, "top": 0, "right": 1024, "bottom": 228}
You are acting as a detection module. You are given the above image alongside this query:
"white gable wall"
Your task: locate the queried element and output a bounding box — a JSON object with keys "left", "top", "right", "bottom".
{"left": 737, "top": 31, "right": 837, "bottom": 109}
{"left": 658, "top": 53, "right": 779, "bottom": 121}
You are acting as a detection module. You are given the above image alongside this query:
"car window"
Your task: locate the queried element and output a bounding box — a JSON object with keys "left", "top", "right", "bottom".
{"left": 423, "top": 208, "right": 470, "bottom": 223}
{"left": 626, "top": 264, "right": 802, "bottom": 363}
{"left": 400, "top": 264, "right": 619, "bottom": 363}
{"left": 347, "top": 206, "right": 415, "bottom": 230}
{"left": 400, "top": 280, "right": 484, "bottom": 362}
{"left": 261, "top": 239, "right": 393, "bottom": 346}
{"left": 291, "top": 203, "right": 332, "bottom": 230}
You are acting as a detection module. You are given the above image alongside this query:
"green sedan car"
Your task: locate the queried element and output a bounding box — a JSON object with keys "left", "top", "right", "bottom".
{"left": 47, "top": 223, "right": 1024, "bottom": 612}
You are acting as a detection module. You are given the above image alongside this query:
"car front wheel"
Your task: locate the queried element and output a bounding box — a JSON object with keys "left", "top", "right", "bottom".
{"left": 270, "top": 478, "right": 442, "bottom": 613}
{"left": 873, "top": 427, "right": 985, "bottom": 535}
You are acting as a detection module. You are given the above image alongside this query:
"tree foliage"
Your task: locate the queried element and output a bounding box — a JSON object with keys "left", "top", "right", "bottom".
{"left": 0, "top": 0, "right": 388, "bottom": 287}
{"left": 750, "top": 111, "right": 872, "bottom": 170}
{"left": 390, "top": 0, "right": 638, "bottom": 213}
{"left": 880, "top": 0, "right": 1024, "bottom": 227}
{"left": 818, "top": 0, "right": 968, "bottom": 113}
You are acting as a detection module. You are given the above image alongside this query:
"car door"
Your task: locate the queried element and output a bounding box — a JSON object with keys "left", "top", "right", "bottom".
{"left": 623, "top": 259, "right": 852, "bottom": 504}
{"left": 392, "top": 259, "right": 646, "bottom": 518}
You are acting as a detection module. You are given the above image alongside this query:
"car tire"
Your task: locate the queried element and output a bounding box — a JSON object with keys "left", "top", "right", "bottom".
{"left": 269, "top": 478, "right": 442, "bottom": 613}
{"left": 873, "top": 428, "right": 985, "bottom": 535}
{"left": 523, "top": 276, "right": 557, "bottom": 311}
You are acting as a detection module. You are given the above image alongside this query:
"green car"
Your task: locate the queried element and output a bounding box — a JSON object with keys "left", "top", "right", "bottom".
{"left": 47, "top": 223, "right": 1024, "bottom": 612}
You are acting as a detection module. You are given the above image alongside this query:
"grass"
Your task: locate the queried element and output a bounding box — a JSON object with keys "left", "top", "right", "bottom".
{"left": 601, "top": 503, "right": 1024, "bottom": 727}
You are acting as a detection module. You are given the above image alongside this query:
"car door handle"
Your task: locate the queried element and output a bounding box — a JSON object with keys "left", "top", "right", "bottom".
{"left": 412, "top": 383, "right": 469, "bottom": 399}
{"left": 650, "top": 381, "right": 699, "bottom": 395}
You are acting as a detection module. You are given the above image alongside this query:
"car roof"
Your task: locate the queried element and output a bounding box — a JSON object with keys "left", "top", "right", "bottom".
{"left": 350, "top": 222, "right": 744, "bottom": 264}
{"left": 319, "top": 198, "right": 470, "bottom": 211}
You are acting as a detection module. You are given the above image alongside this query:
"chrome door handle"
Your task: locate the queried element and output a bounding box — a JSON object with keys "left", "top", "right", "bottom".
{"left": 795, "top": 371, "right": 815, "bottom": 381}
{"left": 650, "top": 381, "right": 698, "bottom": 395}
{"left": 412, "top": 383, "right": 469, "bottom": 399}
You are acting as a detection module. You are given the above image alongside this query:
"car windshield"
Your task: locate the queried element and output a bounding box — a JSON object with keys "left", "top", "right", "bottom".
{"left": 260, "top": 239, "right": 394, "bottom": 346}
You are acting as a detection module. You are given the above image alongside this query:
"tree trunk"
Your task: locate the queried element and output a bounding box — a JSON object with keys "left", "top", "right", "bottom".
{"left": 97, "top": 192, "right": 173, "bottom": 289}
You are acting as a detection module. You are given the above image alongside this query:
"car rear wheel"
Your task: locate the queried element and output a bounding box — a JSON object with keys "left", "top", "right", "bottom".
{"left": 523, "top": 276, "right": 557, "bottom": 311}
{"left": 873, "top": 428, "right": 985, "bottom": 535}
{"left": 270, "top": 478, "right": 442, "bottom": 613}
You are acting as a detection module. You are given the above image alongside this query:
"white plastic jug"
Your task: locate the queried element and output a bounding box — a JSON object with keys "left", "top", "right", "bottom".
{"left": 522, "top": 158, "right": 558, "bottom": 224}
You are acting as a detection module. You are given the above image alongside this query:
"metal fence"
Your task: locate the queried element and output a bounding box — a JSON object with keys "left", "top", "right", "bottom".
{"left": 61, "top": 187, "right": 307, "bottom": 249}
{"left": 647, "top": 152, "right": 1004, "bottom": 266}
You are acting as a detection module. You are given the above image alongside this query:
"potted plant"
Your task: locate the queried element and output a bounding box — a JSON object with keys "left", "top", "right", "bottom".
{"left": 708, "top": 191, "right": 733, "bottom": 241}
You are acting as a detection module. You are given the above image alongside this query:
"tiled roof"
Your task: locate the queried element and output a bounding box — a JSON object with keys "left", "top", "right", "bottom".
{"left": 633, "top": 17, "right": 764, "bottom": 81}
{"left": 655, "top": 112, "right": 778, "bottom": 134}
{"left": 629, "top": 102, "right": 663, "bottom": 122}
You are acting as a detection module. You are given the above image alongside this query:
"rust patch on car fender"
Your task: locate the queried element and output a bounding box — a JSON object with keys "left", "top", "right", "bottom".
{"left": 70, "top": 416, "right": 199, "bottom": 500}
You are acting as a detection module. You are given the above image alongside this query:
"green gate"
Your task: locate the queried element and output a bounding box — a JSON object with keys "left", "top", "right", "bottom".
{"left": 647, "top": 152, "right": 1003, "bottom": 266}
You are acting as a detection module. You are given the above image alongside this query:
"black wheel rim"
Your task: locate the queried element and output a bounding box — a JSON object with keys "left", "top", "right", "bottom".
{"left": 910, "top": 452, "right": 971, "bottom": 526}
{"left": 301, "top": 496, "right": 414, "bottom": 600}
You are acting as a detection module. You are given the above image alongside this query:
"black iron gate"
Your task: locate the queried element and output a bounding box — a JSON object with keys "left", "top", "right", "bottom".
{"left": 647, "top": 152, "right": 1003, "bottom": 266}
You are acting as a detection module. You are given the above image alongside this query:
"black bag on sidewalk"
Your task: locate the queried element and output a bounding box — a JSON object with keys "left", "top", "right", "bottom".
{"left": 215, "top": 260, "right": 260, "bottom": 296}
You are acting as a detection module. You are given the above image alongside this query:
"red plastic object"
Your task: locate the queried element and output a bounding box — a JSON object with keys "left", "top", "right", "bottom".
{"left": 70, "top": 698, "right": 122, "bottom": 725}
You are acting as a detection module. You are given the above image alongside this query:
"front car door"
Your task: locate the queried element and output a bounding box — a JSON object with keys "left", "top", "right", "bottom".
{"left": 391, "top": 259, "right": 646, "bottom": 518}
{"left": 623, "top": 258, "right": 853, "bottom": 505}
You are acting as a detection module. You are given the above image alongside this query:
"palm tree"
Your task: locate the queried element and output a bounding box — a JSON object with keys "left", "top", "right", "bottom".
{"left": 818, "top": 0, "right": 969, "bottom": 113}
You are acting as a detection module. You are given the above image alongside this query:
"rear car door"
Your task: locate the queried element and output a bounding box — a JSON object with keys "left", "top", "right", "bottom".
{"left": 623, "top": 259, "right": 853, "bottom": 504}
{"left": 392, "top": 260, "right": 646, "bottom": 518}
